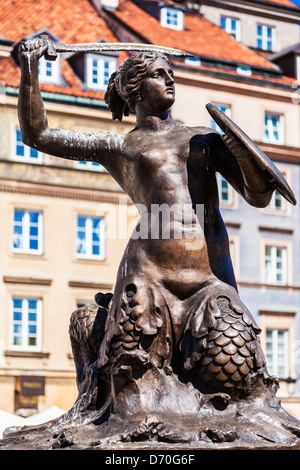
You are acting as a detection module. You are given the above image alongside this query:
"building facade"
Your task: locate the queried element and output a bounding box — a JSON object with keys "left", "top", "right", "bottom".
{"left": 197, "top": 0, "right": 300, "bottom": 53}
{"left": 0, "top": 0, "right": 136, "bottom": 414}
{"left": 0, "top": 0, "right": 299, "bottom": 418}
{"left": 0, "top": 102, "right": 134, "bottom": 413}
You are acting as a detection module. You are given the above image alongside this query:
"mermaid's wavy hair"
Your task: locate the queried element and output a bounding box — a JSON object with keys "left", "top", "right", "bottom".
{"left": 104, "top": 52, "right": 171, "bottom": 121}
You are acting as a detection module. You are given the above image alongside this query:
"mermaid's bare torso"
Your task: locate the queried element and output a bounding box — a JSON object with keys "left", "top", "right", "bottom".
{"left": 98, "top": 123, "right": 241, "bottom": 366}
{"left": 109, "top": 122, "right": 215, "bottom": 276}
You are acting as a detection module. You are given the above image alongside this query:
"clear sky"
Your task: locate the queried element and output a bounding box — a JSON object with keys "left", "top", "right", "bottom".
{"left": 291, "top": 0, "right": 300, "bottom": 6}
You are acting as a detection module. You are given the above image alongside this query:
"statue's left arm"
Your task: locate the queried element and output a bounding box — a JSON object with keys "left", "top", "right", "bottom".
{"left": 211, "top": 131, "right": 274, "bottom": 208}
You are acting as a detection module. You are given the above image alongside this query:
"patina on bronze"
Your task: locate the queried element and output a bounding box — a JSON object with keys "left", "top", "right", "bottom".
{"left": 1, "top": 37, "right": 300, "bottom": 450}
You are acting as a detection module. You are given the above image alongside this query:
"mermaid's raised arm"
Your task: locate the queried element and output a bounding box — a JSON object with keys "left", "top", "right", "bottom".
{"left": 18, "top": 38, "right": 123, "bottom": 167}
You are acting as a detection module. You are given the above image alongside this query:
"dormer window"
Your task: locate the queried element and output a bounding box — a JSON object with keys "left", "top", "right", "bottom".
{"left": 38, "top": 55, "right": 61, "bottom": 84}
{"left": 160, "top": 7, "right": 184, "bottom": 31}
{"left": 256, "top": 24, "right": 276, "bottom": 51}
{"left": 220, "top": 16, "right": 241, "bottom": 41}
{"left": 237, "top": 65, "right": 252, "bottom": 76}
{"left": 86, "top": 54, "right": 117, "bottom": 91}
{"left": 185, "top": 57, "right": 201, "bottom": 67}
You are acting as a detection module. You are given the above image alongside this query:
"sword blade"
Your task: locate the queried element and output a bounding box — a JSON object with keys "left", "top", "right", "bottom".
{"left": 53, "top": 42, "right": 191, "bottom": 57}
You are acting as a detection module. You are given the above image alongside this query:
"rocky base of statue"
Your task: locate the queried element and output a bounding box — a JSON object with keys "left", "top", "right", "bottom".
{"left": 1, "top": 351, "right": 300, "bottom": 450}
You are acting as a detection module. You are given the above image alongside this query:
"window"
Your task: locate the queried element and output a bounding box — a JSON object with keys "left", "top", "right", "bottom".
{"left": 86, "top": 54, "right": 117, "bottom": 91}
{"left": 15, "top": 129, "right": 42, "bottom": 164}
{"left": 210, "top": 103, "right": 231, "bottom": 134}
{"left": 256, "top": 24, "right": 276, "bottom": 51}
{"left": 76, "top": 215, "right": 105, "bottom": 259}
{"left": 259, "top": 311, "right": 296, "bottom": 387}
{"left": 266, "top": 189, "right": 287, "bottom": 212}
{"left": 264, "top": 169, "right": 288, "bottom": 213}
{"left": 266, "top": 328, "right": 289, "bottom": 378}
{"left": 13, "top": 209, "right": 43, "bottom": 255}
{"left": 38, "top": 55, "right": 61, "bottom": 84}
{"left": 264, "top": 112, "right": 284, "bottom": 144}
{"left": 185, "top": 57, "right": 201, "bottom": 67}
{"left": 216, "top": 173, "right": 233, "bottom": 205}
{"left": 265, "top": 245, "right": 287, "bottom": 285}
{"left": 236, "top": 66, "right": 252, "bottom": 76}
{"left": 11, "top": 297, "right": 42, "bottom": 350}
{"left": 77, "top": 161, "right": 106, "bottom": 172}
{"left": 160, "top": 7, "right": 184, "bottom": 30}
{"left": 220, "top": 16, "right": 241, "bottom": 41}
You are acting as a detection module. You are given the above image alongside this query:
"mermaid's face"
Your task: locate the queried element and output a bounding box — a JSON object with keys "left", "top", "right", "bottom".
{"left": 138, "top": 57, "right": 175, "bottom": 112}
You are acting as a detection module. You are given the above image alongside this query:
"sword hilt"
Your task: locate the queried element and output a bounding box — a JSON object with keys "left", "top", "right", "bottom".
{"left": 40, "top": 34, "right": 58, "bottom": 61}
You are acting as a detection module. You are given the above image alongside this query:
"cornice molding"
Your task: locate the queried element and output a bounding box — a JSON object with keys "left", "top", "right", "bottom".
{"left": 258, "top": 226, "right": 294, "bottom": 234}
{"left": 238, "top": 281, "right": 300, "bottom": 290}
{"left": 0, "top": 179, "right": 131, "bottom": 205}
{"left": 3, "top": 276, "right": 52, "bottom": 286}
{"left": 255, "top": 142, "right": 300, "bottom": 163}
{"left": 259, "top": 309, "right": 296, "bottom": 316}
{"left": 4, "top": 350, "right": 50, "bottom": 359}
{"left": 68, "top": 280, "right": 113, "bottom": 290}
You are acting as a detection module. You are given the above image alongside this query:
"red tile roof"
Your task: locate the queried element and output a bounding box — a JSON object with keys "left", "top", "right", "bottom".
{"left": 262, "top": 0, "right": 298, "bottom": 7}
{"left": 0, "top": 0, "right": 295, "bottom": 99}
{"left": 172, "top": 58, "right": 296, "bottom": 87}
{"left": 0, "top": 0, "right": 117, "bottom": 44}
{"left": 0, "top": 0, "right": 127, "bottom": 100}
{"left": 0, "top": 54, "right": 109, "bottom": 100}
{"left": 110, "top": 0, "right": 277, "bottom": 70}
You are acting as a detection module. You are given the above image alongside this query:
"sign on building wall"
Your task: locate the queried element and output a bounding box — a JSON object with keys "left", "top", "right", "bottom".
{"left": 20, "top": 376, "right": 45, "bottom": 396}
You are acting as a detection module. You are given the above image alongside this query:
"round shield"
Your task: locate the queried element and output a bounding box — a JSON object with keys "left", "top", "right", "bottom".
{"left": 206, "top": 103, "right": 296, "bottom": 206}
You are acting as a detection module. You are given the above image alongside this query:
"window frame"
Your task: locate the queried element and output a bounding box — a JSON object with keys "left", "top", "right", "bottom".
{"left": 10, "top": 297, "right": 43, "bottom": 352}
{"left": 185, "top": 57, "right": 201, "bottom": 67}
{"left": 259, "top": 311, "right": 296, "bottom": 384}
{"left": 256, "top": 24, "right": 276, "bottom": 51}
{"left": 38, "top": 55, "right": 61, "bottom": 84}
{"left": 13, "top": 209, "right": 44, "bottom": 256}
{"left": 236, "top": 66, "right": 252, "bottom": 76}
{"left": 266, "top": 328, "right": 289, "bottom": 378}
{"left": 261, "top": 167, "right": 290, "bottom": 215}
{"left": 263, "top": 243, "right": 288, "bottom": 286}
{"left": 86, "top": 53, "right": 118, "bottom": 91}
{"left": 265, "top": 189, "right": 287, "bottom": 213}
{"left": 216, "top": 172, "right": 234, "bottom": 206}
{"left": 160, "top": 7, "right": 184, "bottom": 31}
{"left": 76, "top": 214, "right": 105, "bottom": 260}
{"left": 220, "top": 16, "right": 241, "bottom": 41}
{"left": 229, "top": 235, "right": 240, "bottom": 280}
{"left": 264, "top": 112, "right": 285, "bottom": 145}
{"left": 210, "top": 103, "right": 231, "bottom": 134}
{"left": 15, "top": 128, "right": 43, "bottom": 164}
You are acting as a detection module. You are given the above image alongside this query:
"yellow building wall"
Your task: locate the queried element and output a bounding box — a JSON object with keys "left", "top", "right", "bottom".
{"left": 0, "top": 98, "right": 137, "bottom": 414}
